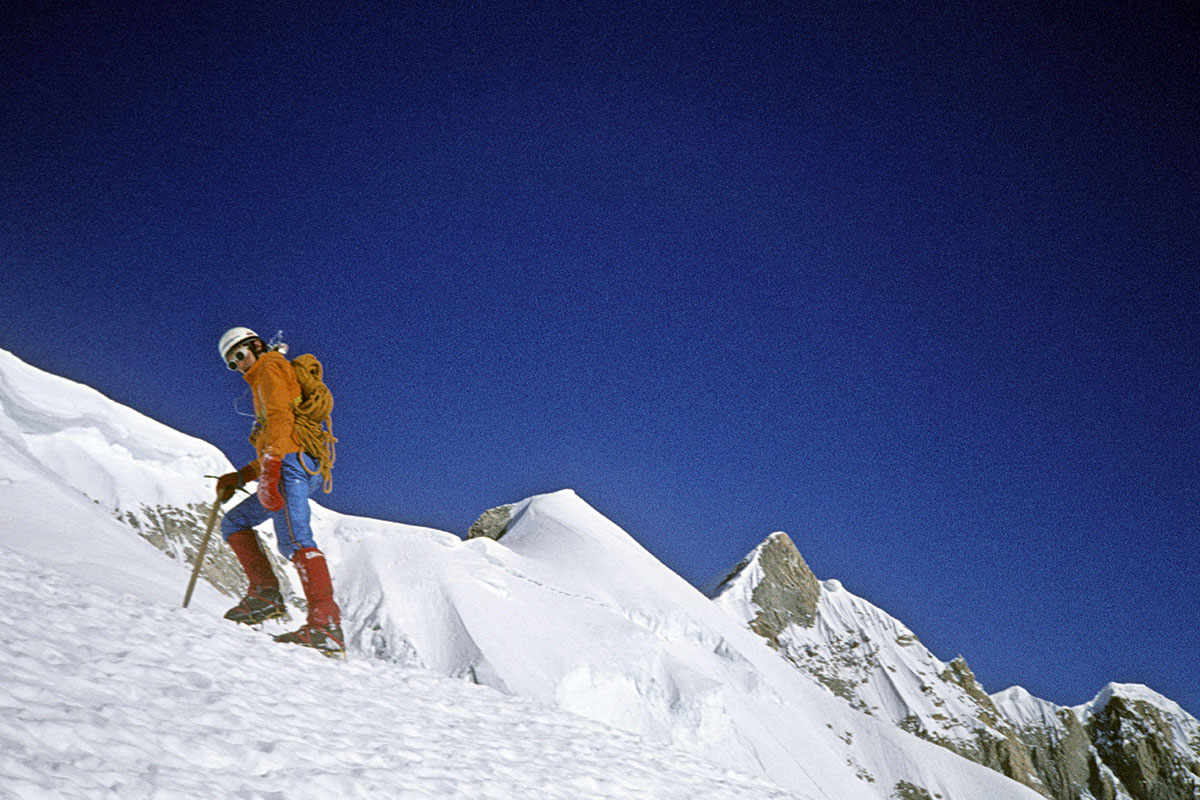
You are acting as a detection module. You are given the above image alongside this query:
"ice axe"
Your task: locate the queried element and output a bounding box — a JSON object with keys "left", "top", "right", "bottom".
{"left": 182, "top": 476, "right": 249, "bottom": 608}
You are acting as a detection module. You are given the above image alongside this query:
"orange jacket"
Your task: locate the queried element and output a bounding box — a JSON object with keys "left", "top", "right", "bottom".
{"left": 244, "top": 350, "right": 303, "bottom": 464}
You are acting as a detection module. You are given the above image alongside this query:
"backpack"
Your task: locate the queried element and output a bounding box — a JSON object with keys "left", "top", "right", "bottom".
{"left": 248, "top": 352, "right": 337, "bottom": 493}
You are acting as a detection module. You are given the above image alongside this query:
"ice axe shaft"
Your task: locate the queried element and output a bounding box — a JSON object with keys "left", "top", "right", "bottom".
{"left": 182, "top": 496, "right": 223, "bottom": 608}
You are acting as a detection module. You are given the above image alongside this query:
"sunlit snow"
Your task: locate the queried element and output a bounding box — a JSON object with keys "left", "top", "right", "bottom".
{"left": 1, "top": 348, "right": 1049, "bottom": 799}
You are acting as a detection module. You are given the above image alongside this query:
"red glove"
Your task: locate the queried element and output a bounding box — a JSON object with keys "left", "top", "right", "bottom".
{"left": 257, "top": 455, "right": 284, "bottom": 511}
{"left": 215, "top": 463, "right": 258, "bottom": 502}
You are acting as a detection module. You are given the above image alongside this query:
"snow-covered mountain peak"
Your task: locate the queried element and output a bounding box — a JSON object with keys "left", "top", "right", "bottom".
{"left": 710, "top": 530, "right": 822, "bottom": 646}
{"left": 461, "top": 489, "right": 736, "bottom": 631}
{"left": 0, "top": 346, "right": 1068, "bottom": 800}
{"left": 1082, "top": 682, "right": 1194, "bottom": 722}
{"left": 1073, "top": 683, "right": 1200, "bottom": 800}
{"left": 992, "top": 685, "right": 1067, "bottom": 731}
{"left": 713, "top": 530, "right": 1055, "bottom": 795}
{"left": 1080, "top": 683, "right": 1200, "bottom": 756}
{"left": 706, "top": 515, "right": 1200, "bottom": 800}
{"left": 501, "top": 489, "right": 696, "bottom": 597}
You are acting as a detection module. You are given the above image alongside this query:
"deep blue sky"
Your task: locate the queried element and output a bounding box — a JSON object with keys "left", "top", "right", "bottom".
{"left": 3, "top": 2, "right": 1197, "bottom": 716}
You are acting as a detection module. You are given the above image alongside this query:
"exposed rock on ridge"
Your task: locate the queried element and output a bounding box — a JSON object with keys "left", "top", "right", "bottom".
{"left": 1083, "top": 685, "right": 1200, "bottom": 800}
{"left": 995, "top": 686, "right": 1123, "bottom": 800}
{"left": 715, "top": 533, "right": 1199, "bottom": 800}
{"left": 711, "top": 531, "right": 820, "bottom": 644}
{"left": 468, "top": 504, "right": 514, "bottom": 542}
{"left": 120, "top": 501, "right": 304, "bottom": 610}
{"left": 933, "top": 657, "right": 1050, "bottom": 796}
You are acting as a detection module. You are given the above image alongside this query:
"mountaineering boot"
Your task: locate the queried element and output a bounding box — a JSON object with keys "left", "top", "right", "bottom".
{"left": 274, "top": 619, "right": 344, "bottom": 655}
{"left": 224, "top": 530, "right": 288, "bottom": 625}
{"left": 223, "top": 587, "right": 288, "bottom": 625}
{"left": 275, "top": 548, "right": 344, "bottom": 655}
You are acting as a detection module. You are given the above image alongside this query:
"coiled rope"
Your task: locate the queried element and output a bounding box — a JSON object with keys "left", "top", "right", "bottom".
{"left": 289, "top": 353, "right": 337, "bottom": 493}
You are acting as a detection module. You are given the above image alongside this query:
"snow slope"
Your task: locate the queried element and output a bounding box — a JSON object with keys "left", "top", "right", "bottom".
{"left": 0, "top": 348, "right": 231, "bottom": 605}
{"left": 0, "top": 545, "right": 799, "bottom": 800}
{"left": 326, "top": 490, "right": 1051, "bottom": 799}
{"left": 0, "top": 347, "right": 1049, "bottom": 799}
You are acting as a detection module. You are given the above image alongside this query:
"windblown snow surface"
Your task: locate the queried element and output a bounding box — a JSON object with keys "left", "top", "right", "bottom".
{"left": 0, "top": 348, "right": 1047, "bottom": 799}
{"left": 0, "top": 547, "right": 796, "bottom": 799}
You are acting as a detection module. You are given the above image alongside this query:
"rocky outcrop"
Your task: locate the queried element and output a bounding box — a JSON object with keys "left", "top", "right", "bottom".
{"left": 997, "top": 684, "right": 1200, "bottom": 800}
{"left": 715, "top": 533, "right": 1200, "bottom": 800}
{"left": 711, "top": 532, "right": 820, "bottom": 645}
{"left": 121, "top": 501, "right": 245, "bottom": 598}
{"left": 1083, "top": 686, "right": 1200, "bottom": 800}
{"left": 119, "top": 501, "right": 302, "bottom": 609}
{"left": 933, "top": 658, "right": 1048, "bottom": 796}
{"left": 1007, "top": 709, "right": 1120, "bottom": 800}
{"left": 467, "top": 504, "right": 514, "bottom": 542}
{"left": 891, "top": 780, "right": 936, "bottom": 800}
{"left": 714, "top": 533, "right": 1047, "bottom": 794}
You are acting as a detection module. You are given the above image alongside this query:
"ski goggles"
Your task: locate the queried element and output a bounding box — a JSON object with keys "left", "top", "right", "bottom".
{"left": 226, "top": 345, "right": 254, "bottom": 370}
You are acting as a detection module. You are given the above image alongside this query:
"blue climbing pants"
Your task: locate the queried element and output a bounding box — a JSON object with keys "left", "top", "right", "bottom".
{"left": 220, "top": 452, "right": 325, "bottom": 560}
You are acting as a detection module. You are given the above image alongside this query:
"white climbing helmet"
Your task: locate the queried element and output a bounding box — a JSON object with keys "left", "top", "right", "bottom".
{"left": 217, "top": 326, "right": 260, "bottom": 361}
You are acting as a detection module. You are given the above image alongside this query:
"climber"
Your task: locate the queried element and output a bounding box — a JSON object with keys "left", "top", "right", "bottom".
{"left": 213, "top": 326, "right": 343, "bottom": 655}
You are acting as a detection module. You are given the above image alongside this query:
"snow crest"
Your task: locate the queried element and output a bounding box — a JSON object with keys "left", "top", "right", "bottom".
{"left": 0, "top": 545, "right": 801, "bottom": 800}
{"left": 1, "top": 347, "right": 1050, "bottom": 800}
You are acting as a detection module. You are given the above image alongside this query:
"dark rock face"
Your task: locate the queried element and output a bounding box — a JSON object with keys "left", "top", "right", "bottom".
{"left": 467, "top": 504, "right": 513, "bottom": 542}
{"left": 933, "top": 658, "right": 1049, "bottom": 797}
{"left": 713, "top": 532, "right": 821, "bottom": 644}
{"left": 1008, "top": 708, "right": 1120, "bottom": 800}
{"left": 891, "top": 780, "right": 937, "bottom": 800}
{"left": 1086, "top": 694, "right": 1200, "bottom": 800}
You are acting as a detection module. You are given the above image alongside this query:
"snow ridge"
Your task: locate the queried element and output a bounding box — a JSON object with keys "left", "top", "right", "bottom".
{"left": 0, "top": 545, "right": 800, "bottom": 800}
{"left": 715, "top": 528, "right": 1200, "bottom": 800}
{"left": 1, "top": 347, "right": 1050, "bottom": 800}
